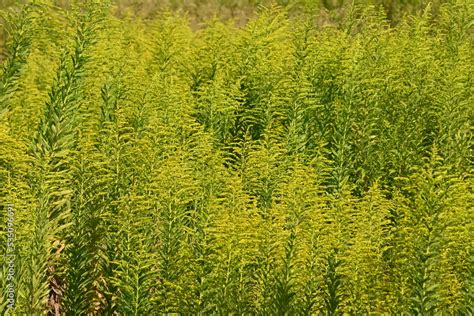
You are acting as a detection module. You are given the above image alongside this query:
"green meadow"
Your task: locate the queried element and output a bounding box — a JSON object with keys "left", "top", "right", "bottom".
{"left": 0, "top": 1, "right": 472, "bottom": 314}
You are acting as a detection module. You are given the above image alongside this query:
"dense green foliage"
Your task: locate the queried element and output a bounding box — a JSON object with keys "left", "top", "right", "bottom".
{"left": 0, "top": 0, "right": 472, "bottom": 314}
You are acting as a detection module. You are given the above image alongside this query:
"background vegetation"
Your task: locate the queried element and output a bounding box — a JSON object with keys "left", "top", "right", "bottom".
{"left": 0, "top": 0, "right": 472, "bottom": 314}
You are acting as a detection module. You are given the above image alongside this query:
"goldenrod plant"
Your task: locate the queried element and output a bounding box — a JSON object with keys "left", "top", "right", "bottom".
{"left": 0, "top": 0, "right": 472, "bottom": 314}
